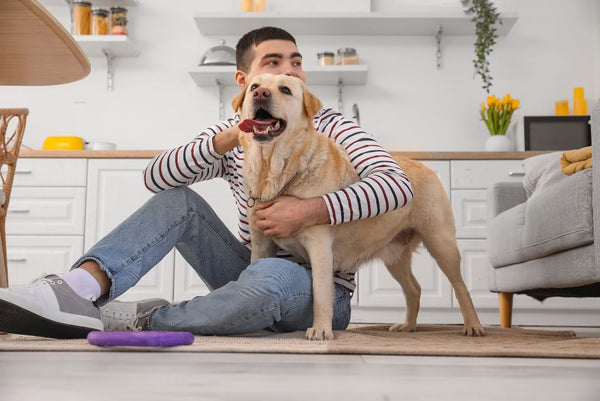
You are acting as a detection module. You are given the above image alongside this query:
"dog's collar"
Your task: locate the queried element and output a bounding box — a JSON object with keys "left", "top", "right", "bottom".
{"left": 247, "top": 171, "right": 301, "bottom": 208}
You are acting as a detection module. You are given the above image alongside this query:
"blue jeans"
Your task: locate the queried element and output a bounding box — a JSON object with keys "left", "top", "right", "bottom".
{"left": 71, "top": 187, "right": 352, "bottom": 335}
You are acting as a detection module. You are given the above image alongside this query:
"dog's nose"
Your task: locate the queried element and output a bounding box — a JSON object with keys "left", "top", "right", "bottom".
{"left": 253, "top": 87, "right": 271, "bottom": 100}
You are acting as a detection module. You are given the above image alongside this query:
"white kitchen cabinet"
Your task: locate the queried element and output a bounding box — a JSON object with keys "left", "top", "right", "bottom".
{"left": 6, "top": 236, "right": 84, "bottom": 286}
{"left": 5, "top": 158, "right": 87, "bottom": 287}
{"left": 85, "top": 159, "right": 237, "bottom": 302}
{"left": 7, "top": 187, "right": 86, "bottom": 235}
{"left": 450, "top": 160, "right": 526, "bottom": 312}
{"left": 85, "top": 159, "right": 175, "bottom": 302}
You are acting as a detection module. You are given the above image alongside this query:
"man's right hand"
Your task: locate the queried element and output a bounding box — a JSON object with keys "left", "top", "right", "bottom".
{"left": 213, "top": 125, "right": 241, "bottom": 155}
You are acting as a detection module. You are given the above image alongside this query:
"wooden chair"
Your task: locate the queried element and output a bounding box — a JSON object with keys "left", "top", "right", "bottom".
{"left": 0, "top": 109, "right": 28, "bottom": 287}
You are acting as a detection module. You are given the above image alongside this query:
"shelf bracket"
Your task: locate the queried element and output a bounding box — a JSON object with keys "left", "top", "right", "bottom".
{"left": 435, "top": 26, "right": 443, "bottom": 70}
{"left": 216, "top": 79, "right": 225, "bottom": 120}
{"left": 337, "top": 78, "right": 344, "bottom": 113}
{"left": 102, "top": 49, "right": 115, "bottom": 91}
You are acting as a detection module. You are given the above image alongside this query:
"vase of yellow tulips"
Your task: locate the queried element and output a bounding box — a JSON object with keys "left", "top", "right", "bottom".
{"left": 481, "top": 94, "right": 520, "bottom": 151}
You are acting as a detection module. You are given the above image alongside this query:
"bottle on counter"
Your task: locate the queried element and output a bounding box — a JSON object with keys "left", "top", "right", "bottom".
{"left": 73, "top": 1, "right": 92, "bottom": 35}
{"left": 91, "top": 8, "right": 110, "bottom": 35}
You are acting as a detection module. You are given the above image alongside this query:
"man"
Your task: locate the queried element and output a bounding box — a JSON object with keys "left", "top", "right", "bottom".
{"left": 0, "top": 27, "right": 412, "bottom": 338}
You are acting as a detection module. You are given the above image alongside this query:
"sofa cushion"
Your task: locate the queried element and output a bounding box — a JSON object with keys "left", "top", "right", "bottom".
{"left": 488, "top": 168, "right": 593, "bottom": 268}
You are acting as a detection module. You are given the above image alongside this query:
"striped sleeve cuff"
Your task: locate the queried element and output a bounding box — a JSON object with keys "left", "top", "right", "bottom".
{"left": 198, "top": 130, "right": 222, "bottom": 165}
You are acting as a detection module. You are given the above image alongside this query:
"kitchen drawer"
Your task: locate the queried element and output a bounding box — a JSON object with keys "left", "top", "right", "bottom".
{"left": 6, "top": 235, "right": 84, "bottom": 285}
{"left": 451, "top": 160, "right": 525, "bottom": 189}
{"left": 6, "top": 187, "right": 86, "bottom": 235}
{"left": 10, "top": 158, "right": 87, "bottom": 187}
{"left": 451, "top": 189, "right": 488, "bottom": 239}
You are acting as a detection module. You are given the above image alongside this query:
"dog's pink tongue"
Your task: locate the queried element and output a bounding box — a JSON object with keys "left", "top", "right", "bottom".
{"left": 238, "top": 118, "right": 277, "bottom": 133}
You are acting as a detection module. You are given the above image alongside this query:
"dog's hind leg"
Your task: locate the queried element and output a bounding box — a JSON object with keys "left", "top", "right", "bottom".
{"left": 420, "top": 228, "right": 485, "bottom": 336}
{"left": 382, "top": 232, "right": 422, "bottom": 332}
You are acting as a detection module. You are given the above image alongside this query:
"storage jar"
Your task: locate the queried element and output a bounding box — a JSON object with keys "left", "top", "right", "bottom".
{"left": 73, "top": 2, "right": 92, "bottom": 35}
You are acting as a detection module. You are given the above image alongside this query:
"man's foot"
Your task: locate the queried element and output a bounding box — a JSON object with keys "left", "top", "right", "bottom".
{"left": 100, "top": 298, "right": 169, "bottom": 331}
{"left": 0, "top": 275, "right": 103, "bottom": 339}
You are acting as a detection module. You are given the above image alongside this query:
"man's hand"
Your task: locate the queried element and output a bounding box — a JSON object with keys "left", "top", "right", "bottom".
{"left": 213, "top": 125, "right": 241, "bottom": 155}
{"left": 254, "top": 196, "right": 330, "bottom": 238}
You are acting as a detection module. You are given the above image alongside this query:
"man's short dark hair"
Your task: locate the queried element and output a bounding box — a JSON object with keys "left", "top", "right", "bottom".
{"left": 235, "top": 26, "right": 297, "bottom": 72}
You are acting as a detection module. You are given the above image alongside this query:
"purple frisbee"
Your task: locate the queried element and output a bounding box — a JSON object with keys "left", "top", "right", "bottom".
{"left": 87, "top": 331, "right": 195, "bottom": 347}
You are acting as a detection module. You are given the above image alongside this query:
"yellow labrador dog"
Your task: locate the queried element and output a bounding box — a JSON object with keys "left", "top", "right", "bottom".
{"left": 233, "top": 73, "right": 484, "bottom": 341}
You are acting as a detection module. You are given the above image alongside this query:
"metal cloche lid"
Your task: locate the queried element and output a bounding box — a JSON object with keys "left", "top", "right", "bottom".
{"left": 199, "top": 40, "right": 236, "bottom": 66}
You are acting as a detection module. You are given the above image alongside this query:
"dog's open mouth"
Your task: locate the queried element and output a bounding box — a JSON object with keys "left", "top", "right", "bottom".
{"left": 238, "top": 109, "right": 286, "bottom": 142}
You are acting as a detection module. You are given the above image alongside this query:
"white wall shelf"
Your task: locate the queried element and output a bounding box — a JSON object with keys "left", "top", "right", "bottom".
{"left": 74, "top": 35, "right": 140, "bottom": 91}
{"left": 41, "top": 0, "right": 139, "bottom": 6}
{"left": 193, "top": 11, "right": 518, "bottom": 36}
{"left": 74, "top": 35, "right": 140, "bottom": 58}
{"left": 189, "top": 65, "right": 368, "bottom": 87}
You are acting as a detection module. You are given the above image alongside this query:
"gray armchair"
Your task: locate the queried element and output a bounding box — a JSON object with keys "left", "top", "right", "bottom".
{"left": 486, "top": 101, "right": 599, "bottom": 328}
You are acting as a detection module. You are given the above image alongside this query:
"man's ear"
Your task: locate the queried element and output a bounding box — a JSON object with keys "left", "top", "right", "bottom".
{"left": 232, "top": 85, "right": 247, "bottom": 113}
{"left": 303, "top": 87, "right": 322, "bottom": 119}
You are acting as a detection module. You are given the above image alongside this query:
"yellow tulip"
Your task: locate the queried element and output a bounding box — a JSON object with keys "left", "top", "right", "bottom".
{"left": 512, "top": 99, "right": 520, "bottom": 109}
{"left": 495, "top": 98, "right": 502, "bottom": 110}
{"left": 502, "top": 94, "right": 512, "bottom": 105}
{"left": 487, "top": 95, "right": 496, "bottom": 107}
{"left": 481, "top": 103, "right": 486, "bottom": 111}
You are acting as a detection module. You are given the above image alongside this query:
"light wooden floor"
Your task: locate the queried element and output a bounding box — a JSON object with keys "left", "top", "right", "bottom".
{"left": 1, "top": 327, "right": 600, "bottom": 401}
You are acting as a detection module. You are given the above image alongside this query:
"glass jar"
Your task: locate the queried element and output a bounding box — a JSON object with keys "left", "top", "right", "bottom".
{"left": 317, "top": 52, "right": 335, "bottom": 66}
{"left": 91, "top": 9, "right": 110, "bottom": 35}
{"left": 335, "top": 48, "right": 359, "bottom": 65}
{"left": 73, "top": 2, "right": 92, "bottom": 35}
{"left": 110, "top": 6, "right": 128, "bottom": 29}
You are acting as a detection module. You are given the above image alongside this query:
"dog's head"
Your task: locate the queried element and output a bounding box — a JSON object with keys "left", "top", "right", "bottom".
{"left": 232, "top": 73, "right": 322, "bottom": 144}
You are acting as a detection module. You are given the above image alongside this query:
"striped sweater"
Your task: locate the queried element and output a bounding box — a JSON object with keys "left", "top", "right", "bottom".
{"left": 143, "top": 108, "right": 413, "bottom": 291}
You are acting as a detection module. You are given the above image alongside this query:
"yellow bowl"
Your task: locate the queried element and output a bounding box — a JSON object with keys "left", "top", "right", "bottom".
{"left": 42, "top": 136, "right": 85, "bottom": 150}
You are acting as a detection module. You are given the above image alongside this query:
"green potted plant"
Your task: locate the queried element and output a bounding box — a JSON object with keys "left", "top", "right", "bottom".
{"left": 461, "top": 0, "right": 502, "bottom": 94}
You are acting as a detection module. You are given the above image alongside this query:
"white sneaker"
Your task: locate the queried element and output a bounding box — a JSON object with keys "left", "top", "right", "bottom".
{"left": 100, "top": 298, "right": 169, "bottom": 331}
{"left": 0, "top": 274, "right": 103, "bottom": 339}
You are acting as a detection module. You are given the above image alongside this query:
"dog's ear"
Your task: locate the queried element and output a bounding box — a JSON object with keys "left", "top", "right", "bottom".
{"left": 303, "top": 87, "right": 322, "bottom": 119}
{"left": 232, "top": 85, "right": 247, "bottom": 113}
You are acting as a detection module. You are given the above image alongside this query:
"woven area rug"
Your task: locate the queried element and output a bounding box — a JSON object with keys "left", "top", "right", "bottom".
{"left": 1, "top": 325, "right": 599, "bottom": 359}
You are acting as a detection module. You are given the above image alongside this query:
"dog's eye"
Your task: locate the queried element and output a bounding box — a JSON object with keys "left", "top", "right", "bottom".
{"left": 250, "top": 84, "right": 259, "bottom": 91}
{"left": 279, "top": 86, "right": 292, "bottom": 95}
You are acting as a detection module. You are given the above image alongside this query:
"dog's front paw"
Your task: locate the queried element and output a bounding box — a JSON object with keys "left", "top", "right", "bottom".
{"left": 463, "top": 324, "right": 485, "bottom": 337}
{"left": 389, "top": 322, "right": 417, "bottom": 332}
{"left": 305, "top": 326, "right": 334, "bottom": 341}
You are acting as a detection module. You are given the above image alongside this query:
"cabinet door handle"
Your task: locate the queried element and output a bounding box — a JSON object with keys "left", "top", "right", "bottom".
{"left": 8, "top": 209, "right": 31, "bottom": 214}
{"left": 8, "top": 258, "right": 27, "bottom": 263}
{"left": 508, "top": 171, "right": 525, "bottom": 176}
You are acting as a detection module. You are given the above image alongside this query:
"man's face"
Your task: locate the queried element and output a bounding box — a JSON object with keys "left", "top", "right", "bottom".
{"left": 236, "top": 39, "right": 306, "bottom": 88}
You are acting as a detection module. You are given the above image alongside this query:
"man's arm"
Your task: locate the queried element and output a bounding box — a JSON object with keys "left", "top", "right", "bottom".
{"left": 316, "top": 108, "right": 413, "bottom": 225}
{"left": 143, "top": 119, "right": 239, "bottom": 193}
